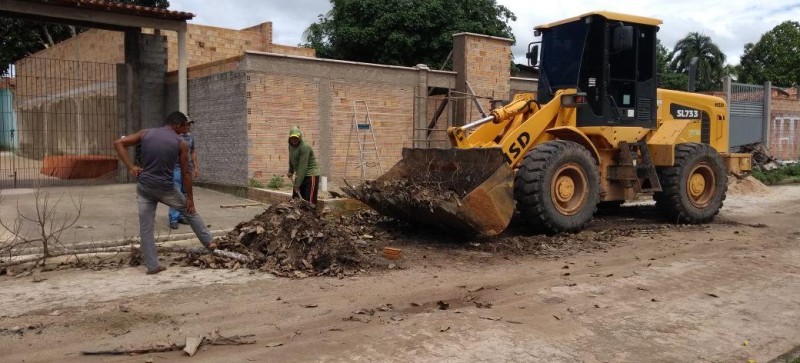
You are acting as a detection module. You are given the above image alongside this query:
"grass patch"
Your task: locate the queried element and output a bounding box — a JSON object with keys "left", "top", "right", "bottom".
{"left": 752, "top": 163, "right": 800, "bottom": 185}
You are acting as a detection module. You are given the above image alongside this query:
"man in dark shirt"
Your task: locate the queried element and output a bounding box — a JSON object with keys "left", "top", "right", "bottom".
{"left": 114, "top": 111, "right": 215, "bottom": 275}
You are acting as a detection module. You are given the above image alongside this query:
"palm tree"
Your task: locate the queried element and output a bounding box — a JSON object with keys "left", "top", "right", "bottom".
{"left": 669, "top": 32, "right": 726, "bottom": 91}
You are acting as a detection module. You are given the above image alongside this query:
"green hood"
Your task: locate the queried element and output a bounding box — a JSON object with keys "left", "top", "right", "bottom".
{"left": 288, "top": 126, "right": 303, "bottom": 142}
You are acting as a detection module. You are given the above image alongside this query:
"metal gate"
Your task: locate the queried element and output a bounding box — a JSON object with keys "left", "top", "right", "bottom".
{"left": 727, "top": 81, "right": 767, "bottom": 150}
{"left": 0, "top": 58, "right": 119, "bottom": 189}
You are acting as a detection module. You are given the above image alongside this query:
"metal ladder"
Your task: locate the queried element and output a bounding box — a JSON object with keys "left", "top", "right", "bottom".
{"left": 345, "top": 100, "right": 383, "bottom": 180}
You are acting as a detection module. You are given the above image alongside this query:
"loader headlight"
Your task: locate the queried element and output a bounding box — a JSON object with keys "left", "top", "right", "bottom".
{"left": 561, "top": 93, "right": 588, "bottom": 108}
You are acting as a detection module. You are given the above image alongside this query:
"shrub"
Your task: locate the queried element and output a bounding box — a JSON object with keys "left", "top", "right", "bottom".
{"left": 267, "top": 175, "right": 286, "bottom": 190}
{"left": 248, "top": 178, "right": 265, "bottom": 188}
{"left": 752, "top": 163, "right": 800, "bottom": 185}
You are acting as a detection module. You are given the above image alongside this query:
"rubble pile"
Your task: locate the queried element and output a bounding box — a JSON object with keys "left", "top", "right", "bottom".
{"left": 187, "top": 199, "right": 392, "bottom": 277}
{"left": 346, "top": 178, "right": 464, "bottom": 211}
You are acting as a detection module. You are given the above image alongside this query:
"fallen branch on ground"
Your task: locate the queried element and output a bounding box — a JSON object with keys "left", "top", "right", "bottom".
{"left": 220, "top": 203, "right": 264, "bottom": 209}
{"left": 0, "top": 245, "right": 250, "bottom": 269}
{"left": 80, "top": 331, "right": 256, "bottom": 356}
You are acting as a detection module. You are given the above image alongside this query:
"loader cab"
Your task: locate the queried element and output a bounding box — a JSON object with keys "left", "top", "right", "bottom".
{"left": 533, "top": 12, "right": 662, "bottom": 129}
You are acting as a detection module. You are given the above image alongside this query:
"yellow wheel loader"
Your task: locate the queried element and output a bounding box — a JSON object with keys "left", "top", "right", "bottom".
{"left": 344, "top": 11, "right": 751, "bottom": 236}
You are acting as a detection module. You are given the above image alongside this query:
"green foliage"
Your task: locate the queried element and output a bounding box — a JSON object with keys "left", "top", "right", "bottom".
{"left": 0, "top": 19, "right": 77, "bottom": 75}
{"left": 0, "top": 0, "right": 170, "bottom": 76}
{"left": 657, "top": 39, "right": 689, "bottom": 90}
{"left": 248, "top": 178, "right": 265, "bottom": 188}
{"left": 738, "top": 21, "right": 800, "bottom": 87}
{"left": 752, "top": 163, "right": 800, "bottom": 185}
{"left": 116, "top": 0, "right": 170, "bottom": 8}
{"left": 669, "top": 32, "right": 726, "bottom": 91}
{"left": 303, "top": 0, "right": 516, "bottom": 68}
{"left": 267, "top": 175, "right": 287, "bottom": 190}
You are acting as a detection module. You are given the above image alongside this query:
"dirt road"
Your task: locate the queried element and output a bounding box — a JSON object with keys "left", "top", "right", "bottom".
{"left": 2, "top": 185, "right": 800, "bottom": 363}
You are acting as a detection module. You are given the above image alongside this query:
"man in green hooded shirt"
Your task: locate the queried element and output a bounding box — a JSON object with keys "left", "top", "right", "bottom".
{"left": 286, "top": 126, "right": 321, "bottom": 205}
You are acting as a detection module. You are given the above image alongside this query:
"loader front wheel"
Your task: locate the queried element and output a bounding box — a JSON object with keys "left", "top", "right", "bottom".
{"left": 514, "top": 140, "right": 600, "bottom": 234}
{"left": 656, "top": 143, "right": 727, "bottom": 224}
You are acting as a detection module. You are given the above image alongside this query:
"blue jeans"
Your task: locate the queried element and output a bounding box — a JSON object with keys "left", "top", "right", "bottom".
{"left": 137, "top": 183, "right": 213, "bottom": 271}
{"left": 168, "top": 168, "right": 184, "bottom": 224}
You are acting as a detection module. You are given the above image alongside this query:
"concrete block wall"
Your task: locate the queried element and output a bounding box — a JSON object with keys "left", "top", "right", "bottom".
{"left": 187, "top": 72, "right": 249, "bottom": 186}
{"left": 134, "top": 33, "right": 168, "bottom": 129}
{"left": 510, "top": 77, "right": 538, "bottom": 99}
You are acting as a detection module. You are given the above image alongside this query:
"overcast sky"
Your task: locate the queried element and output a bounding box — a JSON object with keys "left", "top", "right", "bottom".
{"left": 169, "top": 0, "right": 800, "bottom": 66}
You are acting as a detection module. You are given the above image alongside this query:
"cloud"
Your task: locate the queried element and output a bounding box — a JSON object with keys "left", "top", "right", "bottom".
{"left": 168, "top": 0, "right": 800, "bottom": 64}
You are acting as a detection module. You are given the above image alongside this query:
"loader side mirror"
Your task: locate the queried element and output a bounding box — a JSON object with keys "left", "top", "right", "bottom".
{"left": 526, "top": 43, "right": 540, "bottom": 67}
{"left": 612, "top": 26, "right": 634, "bottom": 53}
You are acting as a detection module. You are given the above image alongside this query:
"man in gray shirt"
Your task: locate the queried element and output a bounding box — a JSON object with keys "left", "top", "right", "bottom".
{"left": 114, "top": 111, "right": 215, "bottom": 275}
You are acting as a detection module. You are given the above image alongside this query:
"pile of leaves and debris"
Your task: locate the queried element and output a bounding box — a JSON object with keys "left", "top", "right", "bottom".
{"left": 343, "top": 178, "right": 465, "bottom": 213}
{"left": 183, "top": 199, "right": 394, "bottom": 278}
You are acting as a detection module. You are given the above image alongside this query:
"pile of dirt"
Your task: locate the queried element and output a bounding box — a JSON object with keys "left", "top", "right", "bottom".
{"left": 727, "top": 175, "right": 771, "bottom": 196}
{"left": 186, "top": 200, "right": 392, "bottom": 277}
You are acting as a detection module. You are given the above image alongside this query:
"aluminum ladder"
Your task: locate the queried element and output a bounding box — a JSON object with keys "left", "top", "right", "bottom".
{"left": 345, "top": 100, "right": 383, "bottom": 180}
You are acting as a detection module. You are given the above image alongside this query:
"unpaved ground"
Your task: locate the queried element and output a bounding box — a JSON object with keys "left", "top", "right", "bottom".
{"left": 2, "top": 185, "right": 800, "bottom": 363}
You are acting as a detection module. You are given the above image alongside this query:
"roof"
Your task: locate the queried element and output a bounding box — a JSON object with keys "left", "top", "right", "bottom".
{"left": 19, "top": 0, "right": 194, "bottom": 20}
{"left": 535, "top": 11, "right": 662, "bottom": 30}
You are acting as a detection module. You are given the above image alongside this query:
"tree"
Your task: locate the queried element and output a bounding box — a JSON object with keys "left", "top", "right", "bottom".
{"left": 738, "top": 21, "right": 800, "bottom": 87}
{"left": 669, "top": 32, "right": 726, "bottom": 92}
{"left": 657, "top": 39, "right": 687, "bottom": 90}
{"left": 303, "top": 0, "right": 516, "bottom": 68}
{"left": 0, "top": 0, "right": 170, "bottom": 76}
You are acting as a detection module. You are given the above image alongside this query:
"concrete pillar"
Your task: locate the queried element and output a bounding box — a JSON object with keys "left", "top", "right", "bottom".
{"left": 178, "top": 28, "right": 188, "bottom": 114}
{"left": 414, "top": 64, "right": 430, "bottom": 148}
{"left": 764, "top": 81, "right": 771, "bottom": 149}
{"left": 123, "top": 29, "right": 142, "bottom": 132}
{"left": 723, "top": 76, "right": 732, "bottom": 152}
{"left": 318, "top": 80, "right": 332, "bottom": 176}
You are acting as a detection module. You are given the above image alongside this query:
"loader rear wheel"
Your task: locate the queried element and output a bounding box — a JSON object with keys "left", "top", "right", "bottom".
{"left": 655, "top": 143, "right": 727, "bottom": 224}
{"left": 514, "top": 140, "right": 600, "bottom": 234}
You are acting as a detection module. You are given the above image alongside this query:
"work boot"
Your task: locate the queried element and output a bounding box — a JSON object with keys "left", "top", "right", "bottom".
{"left": 170, "top": 221, "right": 179, "bottom": 229}
{"left": 146, "top": 265, "right": 167, "bottom": 275}
{"left": 178, "top": 216, "right": 189, "bottom": 225}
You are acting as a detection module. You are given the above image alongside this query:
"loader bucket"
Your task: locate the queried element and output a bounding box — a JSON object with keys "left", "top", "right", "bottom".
{"left": 342, "top": 148, "right": 515, "bottom": 236}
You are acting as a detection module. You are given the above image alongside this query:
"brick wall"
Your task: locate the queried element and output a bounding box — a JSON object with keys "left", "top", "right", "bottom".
{"left": 167, "top": 56, "right": 243, "bottom": 83}
{"left": 144, "top": 23, "right": 268, "bottom": 71}
{"left": 328, "top": 81, "right": 414, "bottom": 180}
{"left": 270, "top": 44, "right": 316, "bottom": 58}
{"left": 20, "top": 22, "right": 310, "bottom": 75}
{"left": 16, "top": 30, "right": 125, "bottom": 65}
{"left": 770, "top": 96, "right": 800, "bottom": 160}
{"left": 242, "top": 53, "right": 420, "bottom": 185}
{"left": 453, "top": 33, "right": 511, "bottom": 123}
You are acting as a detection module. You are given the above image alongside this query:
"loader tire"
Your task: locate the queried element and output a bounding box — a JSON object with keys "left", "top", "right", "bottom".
{"left": 514, "top": 140, "right": 600, "bottom": 234}
{"left": 655, "top": 143, "right": 727, "bottom": 224}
